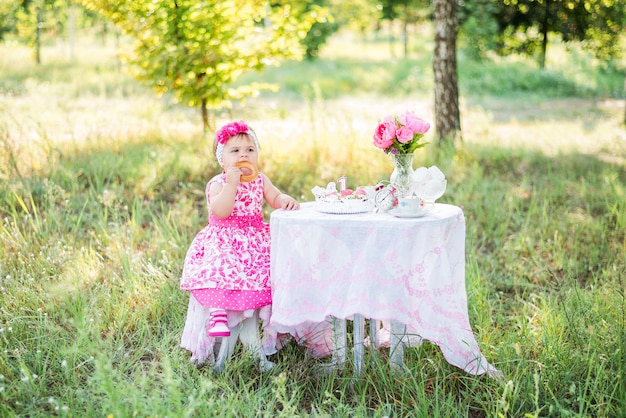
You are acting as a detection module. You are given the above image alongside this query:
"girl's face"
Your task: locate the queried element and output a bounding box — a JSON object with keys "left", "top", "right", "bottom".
{"left": 221, "top": 134, "right": 259, "bottom": 171}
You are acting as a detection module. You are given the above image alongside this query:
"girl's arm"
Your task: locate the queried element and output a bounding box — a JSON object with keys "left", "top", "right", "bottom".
{"left": 262, "top": 173, "right": 300, "bottom": 210}
{"left": 208, "top": 166, "right": 242, "bottom": 218}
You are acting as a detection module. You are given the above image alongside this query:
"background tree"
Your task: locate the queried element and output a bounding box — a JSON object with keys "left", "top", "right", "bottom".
{"left": 378, "top": 0, "right": 428, "bottom": 58}
{"left": 0, "top": 0, "right": 20, "bottom": 41}
{"left": 457, "top": 0, "right": 500, "bottom": 61}
{"left": 432, "top": 0, "right": 460, "bottom": 145}
{"left": 298, "top": 0, "right": 338, "bottom": 60}
{"left": 13, "top": 0, "right": 68, "bottom": 64}
{"left": 461, "top": 0, "right": 625, "bottom": 69}
{"left": 78, "top": 0, "right": 318, "bottom": 131}
{"left": 329, "top": 0, "right": 379, "bottom": 35}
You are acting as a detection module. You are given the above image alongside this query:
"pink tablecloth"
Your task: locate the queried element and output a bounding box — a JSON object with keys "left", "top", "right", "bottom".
{"left": 269, "top": 203, "right": 499, "bottom": 376}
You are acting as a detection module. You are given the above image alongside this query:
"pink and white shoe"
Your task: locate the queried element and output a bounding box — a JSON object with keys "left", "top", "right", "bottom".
{"left": 208, "top": 311, "right": 230, "bottom": 337}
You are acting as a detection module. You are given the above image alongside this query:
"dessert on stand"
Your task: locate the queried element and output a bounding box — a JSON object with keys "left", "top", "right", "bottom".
{"left": 311, "top": 178, "right": 374, "bottom": 214}
{"left": 412, "top": 165, "right": 447, "bottom": 205}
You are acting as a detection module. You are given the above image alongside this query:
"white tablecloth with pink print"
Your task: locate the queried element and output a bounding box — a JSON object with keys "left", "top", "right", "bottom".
{"left": 269, "top": 203, "right": 499, "bottom": 376}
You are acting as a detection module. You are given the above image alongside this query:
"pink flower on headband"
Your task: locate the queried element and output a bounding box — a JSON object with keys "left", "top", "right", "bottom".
{"left": 216, "top": 121, "right": 250, "bottom": 144}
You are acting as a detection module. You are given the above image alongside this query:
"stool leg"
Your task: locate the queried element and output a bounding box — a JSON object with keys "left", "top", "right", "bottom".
{"left": 214, "top": 326, "right": 240, "bottom": 373}
{"left": 238, "top": 313, "right": 275, "bottom": 372}
{"left": 353, "top": 314, "right": 365, "bottom": 376}
{"left": 389, "top": 320, "right": 407, "bottom": 373}
{"left": 331, "top": 316, "right": 347, "bottom": 371}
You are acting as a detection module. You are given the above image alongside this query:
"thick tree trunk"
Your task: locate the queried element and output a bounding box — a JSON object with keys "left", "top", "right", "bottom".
{"left": 432, "top": 0, "right": 461, "bottom": 145}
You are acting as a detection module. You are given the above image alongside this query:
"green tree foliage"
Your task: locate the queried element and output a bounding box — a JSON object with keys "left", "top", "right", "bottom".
{"left": 461, "top": 0, "right": 625, "bottom": 68}
{"left": 0, "top": 0, "right": 20, "bottom": 41}
{"left": 78, "top": 0, "right": 318, "bottom": 130}
{"left": 458, "top": 0, "right": 500, "bottom": 60}
{"left": 329, "top": 0, "right": 379, "bottom": 34}
{"left": 298, "top": 0, "right": 338, "bottom": 60}
{"left": 9, "top": 0, "right": 68, "bottom": 63}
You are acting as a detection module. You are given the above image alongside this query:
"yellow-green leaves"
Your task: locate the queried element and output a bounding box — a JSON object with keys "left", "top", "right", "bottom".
{"left": 77, "top": 0, "right": 318, "bottom": 119}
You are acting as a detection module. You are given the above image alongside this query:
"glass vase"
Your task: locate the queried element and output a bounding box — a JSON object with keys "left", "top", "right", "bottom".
{"left": 390, "top": 153, "right": 415, "bottom": 198}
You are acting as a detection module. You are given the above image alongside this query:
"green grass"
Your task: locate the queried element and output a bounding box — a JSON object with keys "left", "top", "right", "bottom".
{"left": 1, "top": 30, "right": 625, "bottom": 417}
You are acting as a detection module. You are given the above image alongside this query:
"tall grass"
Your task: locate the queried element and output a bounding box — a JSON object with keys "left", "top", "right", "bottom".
{"left": 1, "top": 30, "right": 625, "bottom": 417}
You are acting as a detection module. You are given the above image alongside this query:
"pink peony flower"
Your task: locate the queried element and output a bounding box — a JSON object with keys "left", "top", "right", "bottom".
{"left": 381, "top": 119, "right": 397, "bottom": 141}
{"left": 396, "top": 126, "right": 415, "bottom": 143}
{"left": 398, "top": 111, "right": 429, "bottom": 134}
{"left": 373, "top": 122, "right": 394, "bottom": 149}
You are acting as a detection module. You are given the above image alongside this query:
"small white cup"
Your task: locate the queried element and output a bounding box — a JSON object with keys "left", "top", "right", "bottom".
{"left": 396, "top": 196, "right": 426, "bottom": 214}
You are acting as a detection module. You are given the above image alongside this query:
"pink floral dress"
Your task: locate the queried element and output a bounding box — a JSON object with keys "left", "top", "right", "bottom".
{"left": 180, "top": 173, "right": 271, "bottom": 306}
{"left": 180, "top": 173, "right": 277, "bottom": 364}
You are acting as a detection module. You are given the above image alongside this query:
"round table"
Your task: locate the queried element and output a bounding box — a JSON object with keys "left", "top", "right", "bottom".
{"left": 269, "top": 202, "right": 499, "bottom": 376}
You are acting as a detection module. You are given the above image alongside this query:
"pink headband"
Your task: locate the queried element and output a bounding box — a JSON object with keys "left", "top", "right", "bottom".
{"left": 215, "top": 121, "right": 259, "bottom": 166}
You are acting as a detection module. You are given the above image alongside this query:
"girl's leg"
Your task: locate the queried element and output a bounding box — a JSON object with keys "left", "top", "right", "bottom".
{"left": 207, "top": 308, "right": 230, "bottom": 337}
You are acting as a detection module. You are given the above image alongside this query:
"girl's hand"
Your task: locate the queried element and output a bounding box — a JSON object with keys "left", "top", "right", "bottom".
{"left": 224, "top": 165, "right": 242, "bottom": 186}
{"left": 279, "top": 195, "right": 300, "bottom": 210}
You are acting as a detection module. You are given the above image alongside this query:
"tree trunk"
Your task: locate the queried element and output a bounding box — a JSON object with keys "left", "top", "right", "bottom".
{"left": 402, "top": 5, "right": 408, "bottom": 58}
{"left": 201, "top": 98, "right": 209, "bottom": 133}
{"left": 432, "top": 0, "right": 461, "bottom": 145}
{"left": 35, "top": 7, "right": 42, "bottom": 64}
{"left": 539, "top": 0, "right": 550, "bottom": 69}
{"left": 68, "top": 3, "right": 76, "bottom": 61}
{"left": 389, "top": 21, "right": 395, "bottom": 58}
{"left": 540, "top": 31, "right": 548, "bottom": 69}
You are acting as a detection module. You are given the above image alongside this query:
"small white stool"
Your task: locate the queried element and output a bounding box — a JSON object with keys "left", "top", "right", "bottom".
{"left": 212, "top": 310, "right": 275, "bottom": 372}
